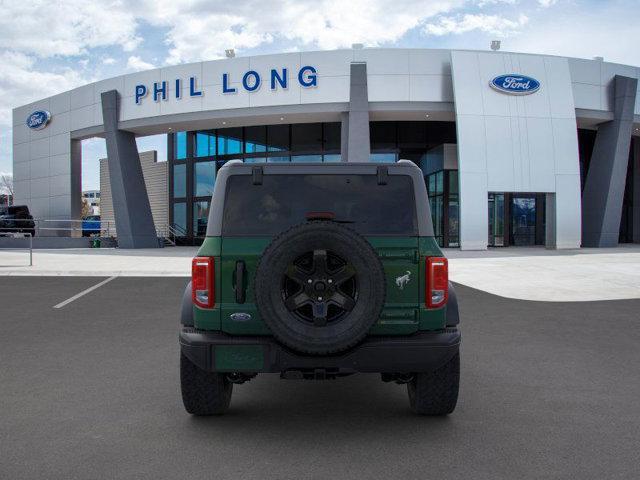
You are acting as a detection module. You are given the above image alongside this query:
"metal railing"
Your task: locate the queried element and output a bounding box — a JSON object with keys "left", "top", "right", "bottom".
{"left": 156, "top": 223, "right": 189, "bottom": 246}
{"left": 0, "top": 218, "right": 115, "bottom": 237}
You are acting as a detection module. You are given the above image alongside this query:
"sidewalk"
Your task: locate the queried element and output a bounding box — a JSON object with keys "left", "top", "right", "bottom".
{"left": 1, "top": 245, "right": 639, "bottom": 301}
{"left": 445, "top": 245, "right": 640, "bottom": 301}
{"left": 0, "top": 247, "right": 197, "bottom": 277}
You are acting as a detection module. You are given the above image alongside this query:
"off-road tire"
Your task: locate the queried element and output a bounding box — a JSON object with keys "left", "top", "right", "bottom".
{"left": 408, "top": 352, "right": 459, "bottom": 415}
{"left": 180, "top": 352, "right": 232, "bottom": 415}
{"left": 255, "top": 221, "right": 386, "bottom": 355}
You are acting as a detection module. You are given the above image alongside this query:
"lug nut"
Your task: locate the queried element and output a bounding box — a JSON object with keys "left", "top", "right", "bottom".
{"left": 318, "top": 297, "right": 323, "bottom": 301}
{"left": 328, "top": 279, "right": 333, "bottom": 284}
{"left": 307, "top": 279, "right": 312, "bottom": 284}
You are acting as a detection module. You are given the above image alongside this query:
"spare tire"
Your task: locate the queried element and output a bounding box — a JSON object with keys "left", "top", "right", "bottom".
{"left": 254, "top": 221, "right": 386, "bottom": 355}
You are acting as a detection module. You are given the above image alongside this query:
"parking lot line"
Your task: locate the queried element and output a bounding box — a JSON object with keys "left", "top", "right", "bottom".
{"left": 53, "top": 276, "right": 118, "bottom": 309}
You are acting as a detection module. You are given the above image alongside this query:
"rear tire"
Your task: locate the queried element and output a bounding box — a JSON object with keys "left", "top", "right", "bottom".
{"left": 180, "top": 352, "right": 232, "bottom": 415}
{"left": 407, "top": 352, "right": 459, "bottom": 415}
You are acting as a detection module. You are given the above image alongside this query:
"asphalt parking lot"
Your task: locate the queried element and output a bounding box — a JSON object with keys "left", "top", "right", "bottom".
{"left": 1, "top": 277, "right": 639, "bottom": 479}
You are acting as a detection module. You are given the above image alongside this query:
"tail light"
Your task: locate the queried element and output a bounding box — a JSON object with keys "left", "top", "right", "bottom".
{"left": 426, "top": 257, "right": 448, "bottom": 308}
{"left": 192, "top": 257, "right": 215, "bottom": 308}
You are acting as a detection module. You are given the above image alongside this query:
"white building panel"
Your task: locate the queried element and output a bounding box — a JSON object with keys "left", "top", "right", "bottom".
{"left": 202, "top": 57, "right": 250, "bottom": 87}
{"left": 368, "top": 75, "right": 410, "bottom": 102}
{"left": 451, "top": 50, "right": 581, "bottom": 249}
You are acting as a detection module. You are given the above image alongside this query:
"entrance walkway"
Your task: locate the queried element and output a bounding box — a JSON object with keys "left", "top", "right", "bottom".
{"left": 446, "top": 245, "right": 640, "bottom": 301}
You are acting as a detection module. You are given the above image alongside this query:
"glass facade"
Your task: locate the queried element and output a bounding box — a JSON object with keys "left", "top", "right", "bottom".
{"left": 425, "top": 170, "right": 459, "bottom": 247}
{"left": 168, "top": 121, "right": 458, "bottom": 242}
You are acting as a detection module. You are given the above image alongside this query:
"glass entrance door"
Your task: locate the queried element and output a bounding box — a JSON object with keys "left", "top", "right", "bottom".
{"left": 488, "top": 193, "right": 505, "bottom": 246}
{"left": 510, "top": 196, "right": 537, "bottom": 246}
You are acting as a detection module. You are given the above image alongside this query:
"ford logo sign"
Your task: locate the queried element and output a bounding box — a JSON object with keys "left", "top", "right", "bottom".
{"left": 490, "top": 74, "right": 540, "bottom": 95}
{"left": 26, "top": 110, "right": 51, "bottom": 130}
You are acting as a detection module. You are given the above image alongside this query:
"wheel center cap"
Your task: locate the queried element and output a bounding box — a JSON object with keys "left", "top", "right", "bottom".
{"left": 314, "top": 281, "right": 326, "bottom": 292}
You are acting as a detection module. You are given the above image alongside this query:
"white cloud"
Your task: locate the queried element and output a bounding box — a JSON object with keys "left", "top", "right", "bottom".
{"left": 0, "top": 51, "right": 87, "bottom": 125}
{"left": 0, "top": 0, "right": 141, "bottom": 57}
{"left": 102, "top": 57, "right": 116, "bottom": 65}
{"left": 126, "top": 56, "right": 156, "bottom": 72}
{"left": 538, "top": 0, "right": 558, "bottom": 7}
{"left": 133, "top": 0, "right": 466, "bottom": 64}
{"left": 424, "top": 13, "right": 529, "bottom": 36}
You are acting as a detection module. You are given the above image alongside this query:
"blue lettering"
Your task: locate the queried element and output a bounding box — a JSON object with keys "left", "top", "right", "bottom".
{"left": 270, "top": 68, "right": 287, "bottom": 90}
{"left": 175, "top": 79, "right": 181, "bottom": 99}
{"left": 242, "top": 70, "right": 261, "bottom": 92}
{"left": 153, "top": 81, "right": 167, "bottom": 101}
{"left": 189, "top": 76, "right": 202, "bottom": 97}
{"left": 135, "top": 85, "right": 147, "bottom": 104}
{"left": 298, "top": 66, "right": 317, "bottom": 87}
{"left": 222, "top": 73, "right": 236, "bottom": 93}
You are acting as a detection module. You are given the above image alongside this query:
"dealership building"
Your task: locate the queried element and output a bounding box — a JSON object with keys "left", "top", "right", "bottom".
{"left": 11, "top": 48, "right": 640, "bottom": 249}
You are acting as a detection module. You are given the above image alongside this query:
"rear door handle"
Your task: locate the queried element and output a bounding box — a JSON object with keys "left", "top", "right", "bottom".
{"left": 234, "top": 261, "right": 246, "bottom": 304}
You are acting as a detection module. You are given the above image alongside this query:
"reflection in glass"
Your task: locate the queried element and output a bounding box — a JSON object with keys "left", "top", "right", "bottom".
{"left": 267, "top": 156, "right": 290, "bottom": 162}
{"left": 173, "top": 164, "right": 186, "bottom": 198}
{"left": 267, "top": 124, "right": 289, "bottom": 152}
{"left": 245, "top": 126, "right": 267, "bottom": 153}
{"left": 370, "top": 153, "right": 397, "bottom": 163}
{"left": 195, "top": 131, "right": 215, "bottom": 157}
{"left": 217, "top": 128, "right": 242, "bottom": 155}
{"left": 323, "top": 154, "right": 341, "bottom": 162}
{"left": 291, "top": 154, "right": 322, "bottom": 163}
{"left": 175, "top": 131, "right": 187, "bottom": 160}
{"left": 193, "top": 201, "right": 210, "bottom": 237}
{"left": 194, "top": 161, "right": 216, "bottom": 197}
{"left": 173, "top": 202, "right": 187, "bottom": 233}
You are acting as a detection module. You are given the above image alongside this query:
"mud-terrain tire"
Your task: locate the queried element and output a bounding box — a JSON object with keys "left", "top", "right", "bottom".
{"left": 408, "top": 352, "right": 460, "bottom": 415}
{"left": 181, "top": 353, "right": 232, "bottom": 415}
{"left": 255, "top": 221, "right": 386, "bottom": 355}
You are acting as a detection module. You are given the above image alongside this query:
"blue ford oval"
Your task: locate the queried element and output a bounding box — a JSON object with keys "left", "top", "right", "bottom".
{"left": 26, "top": 110, "right": 51, "bottom": 130}
{"left": 490, "top": 74, "right": 540, "bottom": 95}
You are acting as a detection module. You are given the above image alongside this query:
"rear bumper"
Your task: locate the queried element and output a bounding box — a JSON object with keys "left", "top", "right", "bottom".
{"left": 179, "top": 327, "right": 460, "bottom": 374}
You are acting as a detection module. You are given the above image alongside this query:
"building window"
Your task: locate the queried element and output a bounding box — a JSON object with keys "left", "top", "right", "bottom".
{"left": 291, "top": 154, "right": 322, "bottom": 163}
{"left": 174, "top": 131, "right": 187, "bottom": 160}
{"left": 323, "top": 154, "right": 341, "bottom": 162}
{"left": 217, "top": 127, "right": 243, "bottom": 155}
{"left": 370, "top": 153, "right": 397, "bottom": 163}
{"left": 323, "top": 123, "right": 341, "bottom": 152}
{"left": 267, "top": 124, "right": 289, "bottom": 152}
{"left": 195, "top": 131, "right": 216, "bottom": 157}
{"left": 291, "top": 123, "right": 322, "bottom": 152}
{"left": 194, "top": 161, "right": 216, "bottom": 197}
{"left": 245, "top": 126, "right": 267, "bottom": 153}
{"left": 173, "top": 202, "right": 187, "bottom": 233}
{"left": 173, "top": 163, "right": 186, "bottom": 198}
{"left": 193, "top": 201, "right": 210, "bottom": 237}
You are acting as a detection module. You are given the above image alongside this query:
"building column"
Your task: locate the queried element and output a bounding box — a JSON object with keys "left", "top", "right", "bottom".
{"left": 582, "top": 75, "right": 638, "bottom": 247}
{"left": 343, "top": 62, "right": 370, "bottom": 162}
{"left": 101, "top": 90, "right": 158, "bottom": 248}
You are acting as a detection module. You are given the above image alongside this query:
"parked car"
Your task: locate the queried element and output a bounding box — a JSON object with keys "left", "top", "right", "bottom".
{"left": 0, "top": 205, "right": 35, "bottom": 236}
{"left": 82, "top": 215, "right": 101, "bottom": 237}
{"left": 179, "top": 160, "right": 461, "bottom": 416}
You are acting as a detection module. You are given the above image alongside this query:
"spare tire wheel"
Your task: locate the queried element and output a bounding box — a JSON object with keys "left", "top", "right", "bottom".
{"left": 254, "top": 221, "right": 386, "bottom": 355}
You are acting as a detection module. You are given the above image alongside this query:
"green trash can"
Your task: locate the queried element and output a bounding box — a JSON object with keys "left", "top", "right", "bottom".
{"left": 91, "top": 238, "right": 101, "bottom": 248}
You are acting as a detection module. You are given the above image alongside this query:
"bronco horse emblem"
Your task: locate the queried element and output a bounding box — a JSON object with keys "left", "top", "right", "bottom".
{"left": 395, "top": 271, "right": 411, "bottom": 290}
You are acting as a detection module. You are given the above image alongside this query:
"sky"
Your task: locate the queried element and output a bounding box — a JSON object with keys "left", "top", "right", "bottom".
{"left": 0, "top": 0, "right": 639, "bottom": 191}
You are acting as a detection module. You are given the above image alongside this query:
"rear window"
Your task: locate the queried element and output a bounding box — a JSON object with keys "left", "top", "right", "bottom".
{"left": 222, "top": 174, "right": 417, "bottom": 236}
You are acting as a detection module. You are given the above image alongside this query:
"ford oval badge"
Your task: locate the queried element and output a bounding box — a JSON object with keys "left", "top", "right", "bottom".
{"left": 26, "top": 110, "right": 52, "bottom": 130}
{"left": 490, "top": 74, "right": 540, "bottom": 95}
{"left": 230, "top": 312, "right": 252, "bottom": 322}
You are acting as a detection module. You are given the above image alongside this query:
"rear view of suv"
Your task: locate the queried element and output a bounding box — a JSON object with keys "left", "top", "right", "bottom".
{"left": 179, "top": 161, "right": 461, "bottom": 415}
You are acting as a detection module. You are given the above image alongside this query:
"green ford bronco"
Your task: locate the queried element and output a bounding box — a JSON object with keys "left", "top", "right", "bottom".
{"left": 179, "top": 160, "right": 460, "bottom": 415}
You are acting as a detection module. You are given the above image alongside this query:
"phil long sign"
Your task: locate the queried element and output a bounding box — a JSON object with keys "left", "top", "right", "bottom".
{"left": 135, "top": 66, "right": 318, "bottom": 105}
{"left": 490, "top": 74, "right": 540, "bottom": 95}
